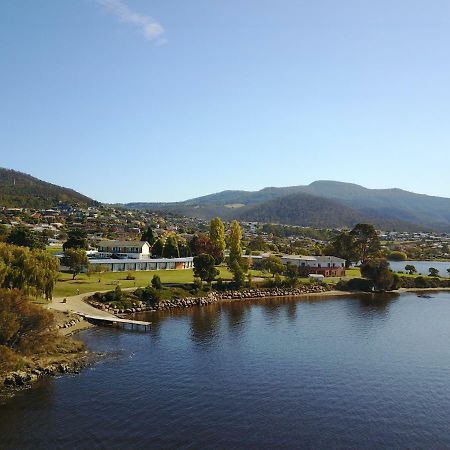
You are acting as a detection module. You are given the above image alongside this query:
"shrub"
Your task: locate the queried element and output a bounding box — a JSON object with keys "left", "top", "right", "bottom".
{"left": 125, "top": 273, "right": 135, "bottom": 280}
{"left": 151, "top": 275, "right": 162, "bottom": 290}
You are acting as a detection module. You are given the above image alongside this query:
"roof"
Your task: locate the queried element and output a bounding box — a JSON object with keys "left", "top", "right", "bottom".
{"left": 89, "top": 257, "right": 193, "bottom": 264}
{"left": 98, "top": 240, "right": 148, "bottom": 248}
{"left": 315, "top": 256, "right": 346, "bottom": 263}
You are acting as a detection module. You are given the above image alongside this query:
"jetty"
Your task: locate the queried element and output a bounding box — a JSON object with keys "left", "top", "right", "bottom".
{"left": 48, "top": 291, "right": 151, "bottom": 332}
{"left": 78, "top": 313, "right": 151, "bottom": 331}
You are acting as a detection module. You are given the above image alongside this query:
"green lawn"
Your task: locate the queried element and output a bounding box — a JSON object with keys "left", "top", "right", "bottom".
{"left": 53, "top": 267, "right": 241, "bottom": 297}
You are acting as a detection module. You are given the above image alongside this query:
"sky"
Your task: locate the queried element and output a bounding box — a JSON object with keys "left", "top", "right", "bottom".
{"left": 1, "top": 0, "right": 450, "bottom": 203}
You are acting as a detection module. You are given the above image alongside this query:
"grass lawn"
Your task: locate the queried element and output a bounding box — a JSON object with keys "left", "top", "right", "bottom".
{"left": 53, "top": 267, "right": 254, "bottom": 297}
{"left": 46, "top": 246, "right": 63, "bottom": 255}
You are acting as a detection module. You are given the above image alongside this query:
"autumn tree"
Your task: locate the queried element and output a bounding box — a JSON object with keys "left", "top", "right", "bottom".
{"left": 189, "top": 234, "right": 214, "bottom": 257}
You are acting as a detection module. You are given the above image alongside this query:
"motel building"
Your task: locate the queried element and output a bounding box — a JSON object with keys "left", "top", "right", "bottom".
{"left": 88, "top": 240, "right": 194, "bottom": 272}
{"left": 246, "top": 254, "right": 346, "bottom": 277}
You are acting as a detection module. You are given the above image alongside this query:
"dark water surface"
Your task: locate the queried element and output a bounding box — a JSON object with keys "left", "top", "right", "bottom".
{"left": 2, "top": 292, "right": 450, "bottom": 449}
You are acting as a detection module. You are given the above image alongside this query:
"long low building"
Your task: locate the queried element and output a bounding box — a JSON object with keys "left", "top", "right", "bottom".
{"left": 87, "top": 257, "right": 194, "bottom": 272}
{"left": 246, "top": 254, "right": 346, "bottom": 277}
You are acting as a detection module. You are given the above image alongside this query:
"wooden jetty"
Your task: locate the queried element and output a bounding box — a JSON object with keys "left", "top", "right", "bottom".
{"left": 78, "top": 313, "right": 151, "bottom": 331}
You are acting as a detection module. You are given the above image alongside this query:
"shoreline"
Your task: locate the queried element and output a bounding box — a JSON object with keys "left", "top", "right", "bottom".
{"left": 4, "top": 286, "right": 450, "bottom": 399}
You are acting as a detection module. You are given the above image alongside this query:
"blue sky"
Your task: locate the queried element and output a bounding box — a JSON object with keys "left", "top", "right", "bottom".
{"left": 1, "top": 0, "right": 449, "bottom": 203}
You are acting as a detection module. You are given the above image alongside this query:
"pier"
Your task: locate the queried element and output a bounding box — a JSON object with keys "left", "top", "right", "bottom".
{"left": 78, "top": 313, "right": 151, "bottom": 331}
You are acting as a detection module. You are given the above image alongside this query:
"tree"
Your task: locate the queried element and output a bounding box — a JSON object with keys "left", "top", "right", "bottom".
{"left": 0, "top": 243, "right": 59, "bottom": 299}
{"left": 388, "top": 251, "right": 407, "bottom": 261}
{"left": 447, "top": 268, "right": 450, "bottom": 276}
{"left": 429, "top": 267, "right": 439, "bottom": 277}
{"left": 350, "top": 224, "right": 381, "bottom": 263}
{"left": 227, "top": 220, "right": 247, "bottom": 287}
{"left": 189, "top": 234, "right": 214, "bottom": 257}
{"left": 193, "top": 254, "right": 219, "bottom": 283}
{"left": 209, "top": 217, "right": 226, "bottom": 264}
{"left": 63, "top": 248, "right": 90, "bottom": 280}
{"left": 360, "top": 258, "right": 394, "bottom": 291}
{"left": 6, "top": 225, "right": 46, "bottom": 250}
{"left": 63, "top": 228, "right": 88, "bottom": 251}
{"left": 326, "top": 231, "right": 357, "bottom": 267}
{"left": 141, "top": 227, "right": 156, "bottom": 245}
{"left": 284, "top": 263, "right": 300, "bottom": 287}
{"left": 151, "top": 274, "right": 162, "bottom": 290}
{"left": 0, "top": 288, "right": 54, "bottom": 353}
{"left": 163, "top": 234, "right": 180, "bottom": 258}
{"left": 152, "top": 238, "right": 165, "bottom": 257}
{"left": 229, "top": 220, "right": 243, "bottom": 262}
{"left": 261, "top": 255, "right": 285, "bottom": 277}
{"left": 405, "top": 264, "right": 417, "bottom": 275}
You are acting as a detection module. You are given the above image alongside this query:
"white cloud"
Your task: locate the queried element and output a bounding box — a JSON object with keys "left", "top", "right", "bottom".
{"left": 97, "top": 0, "right": 166, "bottom": 44}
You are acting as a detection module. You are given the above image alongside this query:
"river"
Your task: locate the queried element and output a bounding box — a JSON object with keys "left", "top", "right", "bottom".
{"left": 389, "top": 259, "right": 450, "bottom": 277}
{"left": 2, "top": 292, "right": 450, "bottom": 449}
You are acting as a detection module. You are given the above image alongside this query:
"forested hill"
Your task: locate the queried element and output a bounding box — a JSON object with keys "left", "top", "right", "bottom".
{"left": 0, "top": 168, "right": 97, "bottom": 208}
{"left": 126, "top": 180, "right": 450, "bottom": 231}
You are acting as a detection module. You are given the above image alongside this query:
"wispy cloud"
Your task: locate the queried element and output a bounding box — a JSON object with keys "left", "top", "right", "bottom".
{"left": 97, "top": 0, "right": 166, "bottom": 45}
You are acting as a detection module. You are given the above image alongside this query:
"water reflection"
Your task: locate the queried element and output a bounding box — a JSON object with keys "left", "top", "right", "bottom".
{"left": 190, "top": 305, "right": 221, "bottom": 346}
{"left": 4, "top": 293, "right": 450, "bottom": 449}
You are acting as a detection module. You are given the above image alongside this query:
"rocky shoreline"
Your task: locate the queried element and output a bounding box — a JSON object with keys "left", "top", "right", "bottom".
{"left": 0, "top": 352, "right": 97, "bottom": 395}
{"left": 86, "top": 284, "right": 332, "bottom": 314}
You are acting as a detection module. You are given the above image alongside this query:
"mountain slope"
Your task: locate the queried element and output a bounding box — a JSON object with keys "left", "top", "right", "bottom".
{"left": 127, "top": 181, "right": 450, "bottom": 230}
{"left": 0, "top": 168, "right": 97, "bottom": 208}
{"left": 236, "top": 192, "right": 368, "bottom": 228}
{"left": 299, "top": 181, "right": 450, "bottom": 230}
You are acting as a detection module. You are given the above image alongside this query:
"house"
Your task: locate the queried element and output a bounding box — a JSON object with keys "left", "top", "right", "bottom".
{"left": 97, "top": 240, "right": 151, "bottom": 260}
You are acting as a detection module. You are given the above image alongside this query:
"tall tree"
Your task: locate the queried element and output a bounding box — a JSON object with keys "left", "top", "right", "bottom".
{"left": 63, "top": 228, "right": 88, "bottom": 251}
{"left": 229, "top": 220, "right": 243, "bottom": 262}
{"left": 163, "top": 234, "right": 180, "bottom": 258}
{"left": 141, "top": 227, "right": 156, "bottom": 245}
{"left": 350, "top": 223, "right": 381, "bottom": 263}
{"left": 209, "top": 217, "right": 226, "bottom": 264}
{"left": 325, "top": 231, "right": 357, "bottom": 267}
{"left": 151, "top": 238, "right": 165, "bottom": 257}
{"left": 228, "top": 220, "right": 246, "bottom": 287}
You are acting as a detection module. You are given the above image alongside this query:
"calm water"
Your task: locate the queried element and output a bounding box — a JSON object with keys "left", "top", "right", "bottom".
{"left": 2, "top": 292, "right": 450, "bottom": 449}
{"left": 389, "top": 259, "right": 450, "bottom": 277}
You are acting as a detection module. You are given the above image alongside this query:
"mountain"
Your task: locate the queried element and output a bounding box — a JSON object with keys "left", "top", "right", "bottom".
{"left": 0, "top": 168, "right": 98, "bottom": 209}
{"left": 126, "top": 181, "right": 450, "bottom": 231}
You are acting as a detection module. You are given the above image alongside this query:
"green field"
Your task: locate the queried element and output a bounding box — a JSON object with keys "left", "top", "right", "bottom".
{"left": 53, "top": 267, "right": 241, "bottom": 297}
{"left": 52, "top": 266, "right": 362, "bottom": 298}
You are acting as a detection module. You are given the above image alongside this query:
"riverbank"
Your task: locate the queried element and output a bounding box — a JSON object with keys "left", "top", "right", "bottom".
{"left": 0, "top": 310, "right": 96, "bottom": 395}
{"left": 86, "top": 284, "right": 336, "bottom": 315}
